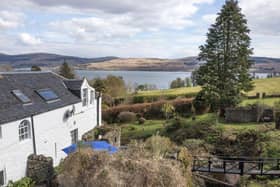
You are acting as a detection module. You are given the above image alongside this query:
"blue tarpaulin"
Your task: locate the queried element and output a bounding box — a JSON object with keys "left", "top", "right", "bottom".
{"left": 62, "top": 141, "right": 118, "bottom": 155}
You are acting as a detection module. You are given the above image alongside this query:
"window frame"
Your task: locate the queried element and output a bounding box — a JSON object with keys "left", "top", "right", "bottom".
{"left": 11, "top": 89, "right": 31, "bottom": 104}
{"left": 19, "top": 120, "right": 31, "bottom": 142}
{"left": 70, "top": 129, "right": 78, "bottom": 144}
{"left": 90, "top": 90, "right": 94, "bottom": 104}
{"left": 0, "top": 170, "right": 4, "bottom": 186}
{"left": 36, "top": 88, "right": 59, "bottom": 102}
{"left": 82, "top": 88, "right": 88, "bottom": 106}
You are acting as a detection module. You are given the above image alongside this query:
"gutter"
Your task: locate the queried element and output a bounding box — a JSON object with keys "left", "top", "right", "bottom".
{"left": 31, "top": 115, "right": 37, "bottom": 155}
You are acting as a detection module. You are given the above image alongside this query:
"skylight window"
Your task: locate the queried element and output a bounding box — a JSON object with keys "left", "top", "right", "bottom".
{"left": 36, "top": 89, "right": 59, "bottom": 101}
{"left": 12, "top": 90, "right": 31, "bottom": 104}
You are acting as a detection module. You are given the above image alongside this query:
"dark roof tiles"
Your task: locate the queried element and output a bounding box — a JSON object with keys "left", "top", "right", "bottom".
{"left": 0, "top": 72, "right": 81, "bottom": 125}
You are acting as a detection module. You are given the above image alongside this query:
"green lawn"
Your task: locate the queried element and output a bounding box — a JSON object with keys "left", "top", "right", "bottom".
{"left": 121, "top": 120, "right": 165, "bottom": 144}
{"left": 247, "top": 77, "right": 280, "bottom": 96}
{"left": 120, "top": 113, "right": 275, "bottom": 144}
{"left": 240, "top": 98, "right": 280, "bottom": 107}
{"left": 135, "top": 77, "right": 280, "bottom": 99}
{"left": 136, "top": 86, "right": 201, "bottom": 98}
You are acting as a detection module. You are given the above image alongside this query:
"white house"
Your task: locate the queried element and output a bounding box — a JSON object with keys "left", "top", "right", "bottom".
{"left": 0, "top": 71, "right": 102, "bottom": 186}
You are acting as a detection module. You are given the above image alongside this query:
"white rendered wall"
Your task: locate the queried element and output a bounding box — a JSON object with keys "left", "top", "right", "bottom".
{"left": 0, "top": 118, "right": 34, "bottom": 186}
{"left": 0, "top": 79, "right": 100, "bottom": 184}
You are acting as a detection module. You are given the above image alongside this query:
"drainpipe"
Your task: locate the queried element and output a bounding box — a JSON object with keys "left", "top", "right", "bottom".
{"left": 31, "top": 115, "right": 37, "bottom": 155}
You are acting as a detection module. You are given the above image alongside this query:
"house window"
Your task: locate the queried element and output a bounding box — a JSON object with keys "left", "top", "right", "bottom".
{"left": 82, "top": 88, "right": 88, "bottom": 106}
{"left": 90, "top": 90, "right": 94, "bottom": 104}
{"left": 70, "top": 129, "right": 78, "bottom": 144}
{"left": 19, "top": 120, "right": 31, "bottom": 141}
{"left": 36, "top": 89, "right": 59, "bottom": 102}
{"left": 0, "top": 170, "right": 4, "bottom": 186}
{"left": 12, "top": 90, "right": 31, "bottom": 104}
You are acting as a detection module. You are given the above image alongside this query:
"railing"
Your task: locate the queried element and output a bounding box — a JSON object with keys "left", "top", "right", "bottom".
{"left": 192, "top": 156, "right": 280, "bottom": 176}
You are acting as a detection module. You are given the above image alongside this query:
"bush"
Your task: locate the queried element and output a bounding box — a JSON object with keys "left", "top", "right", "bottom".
{"left": 138, "top": 117, "right": 146, "bottom": 124}
{"left": 7, "top": 177, "right": 35, "bottom": 187}
{"left": 145, "top": 135, "right": 173, "bottom": 159}
{"left": 118, "top": 111, "right": 136, "bottom": 123}
{"left": 103, "top": 98, "right": 193, "bottom": 123}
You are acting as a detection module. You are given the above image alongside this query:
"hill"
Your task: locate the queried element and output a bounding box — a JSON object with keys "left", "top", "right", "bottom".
{"left": 0, "top": 53, "right": 118, "bottom": 68}
{"left": 81, "top": 56, "right": 280, "bottom": 72}
{"left": 0, "top": 52, "right": 280, "bottom": 72}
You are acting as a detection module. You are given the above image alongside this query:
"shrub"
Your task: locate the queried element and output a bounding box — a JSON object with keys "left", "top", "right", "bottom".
{"left": 102, "top": 98, "right": 193, "bottom": 123}
{"left": 7, "top": 177, "right": 35, "bottom": 187}
{"left": 145, "top": 135, "right": 173, "bottom": 159}
{"left": 138, "top": 117, "right": 146, "bottom": 124}
{"left": 118, "top": 111, "right": 136, "bottom": 123}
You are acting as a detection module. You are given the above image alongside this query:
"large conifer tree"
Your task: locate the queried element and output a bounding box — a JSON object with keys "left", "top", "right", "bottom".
{"left": 195, "top": 0, "right": 253, "bottom": 116}
{"left": 59, "top": 60, "right": 75, "bottom": 79}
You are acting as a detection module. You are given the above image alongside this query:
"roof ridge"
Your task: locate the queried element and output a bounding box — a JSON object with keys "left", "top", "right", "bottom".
{"left": 0, "top": 71, "right": 52, "bottom": 75}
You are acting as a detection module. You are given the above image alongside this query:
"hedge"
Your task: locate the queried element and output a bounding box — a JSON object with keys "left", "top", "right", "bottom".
{"left": 102, "top": 98, "right": 194, "bottom": 123}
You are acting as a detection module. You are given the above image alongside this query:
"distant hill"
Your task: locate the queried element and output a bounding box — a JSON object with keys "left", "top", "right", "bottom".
{"left": 0, "top": 53, "right": 118, "bottom": 68}
{"left": 0, "top": 52, "right": 279, "bottom": 72}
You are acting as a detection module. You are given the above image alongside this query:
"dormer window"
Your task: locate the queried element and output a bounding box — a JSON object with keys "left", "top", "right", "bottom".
{"left": 12, "top": 90, "right": 31, "bottom": 104}
{"left": 82, "top": 88, "right": 88, "bottom": 106}
{"left": 36, "top": 89, "right": 59, "bottom": 103}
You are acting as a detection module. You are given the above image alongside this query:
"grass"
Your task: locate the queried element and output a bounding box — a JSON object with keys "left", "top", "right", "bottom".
{"left": 120, "top": 113, "right": 275, "bottom": 144}
{"left": 136, "top": 86, "right": 201, "bottom": 97}
{"left": 121, "top": 120, "right": 165, "bottom": 144}
{"left": 135, "top": 77, "right": 280, "bottom": 99}
{"left": 247, "top": 77, "right": 280, "bottom": 96}
{"left": 240, "top": 98, "right": 280, "bottom": 107}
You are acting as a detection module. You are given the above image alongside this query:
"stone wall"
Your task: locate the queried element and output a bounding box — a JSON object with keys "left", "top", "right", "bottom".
{"left": 225, "top": 107, "right": 258, "bottom": 123}
{"left": 26, "top": 154, "right": 54, "bottom": 184}
{"left": 225, "top": 106, "right": 274, "bottom": 123}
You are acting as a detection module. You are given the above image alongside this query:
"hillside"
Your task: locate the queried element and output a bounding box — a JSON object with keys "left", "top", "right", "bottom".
{"left": 0, "top": 53, "right": 118, "bottom": 68}
{"left": 1, "top": 52, "right": 280, "bottom": 72}
{"left": 80, "top": 56, "right": 280, "bottom": 72}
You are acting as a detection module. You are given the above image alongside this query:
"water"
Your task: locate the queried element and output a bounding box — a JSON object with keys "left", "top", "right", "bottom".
{"left": 76, "top": 70, "right": 192, "bottom": 89}
{"left": 76, "top": 70, "right": 269, "bottom": 90}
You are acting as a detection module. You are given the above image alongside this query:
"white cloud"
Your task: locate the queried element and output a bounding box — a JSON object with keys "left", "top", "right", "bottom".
{"left": 0, "top": 11, "right": 24, "bottom": 29}
{"left": 19, "top": 33, "right": 42, "bottom": 45}
{"left": 239, "top": 0, "right": 280, "bottom": 35}
{"left": 202, "top": 14, "right": 216, "bottom": 24}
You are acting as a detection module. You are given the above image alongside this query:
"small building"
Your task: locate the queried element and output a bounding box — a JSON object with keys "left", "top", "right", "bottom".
{"left": 0, "top": 71, "right": 102, "bottom": 185}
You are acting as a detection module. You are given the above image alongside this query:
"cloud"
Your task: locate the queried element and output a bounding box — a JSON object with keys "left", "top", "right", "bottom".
{"left": 31, "top": 0, "right": 214, "bottom": 31}
{"left": 202, "top": 14, "right": 216, "bottom": 24}
{"left": 239, "top": 0, "right": 280, "bottom": 35}
{"left": 0, "top": 11, "right": 24, "bottom": 29}
{"left": 19, "top": 33, "right": 42, "bottom": 45}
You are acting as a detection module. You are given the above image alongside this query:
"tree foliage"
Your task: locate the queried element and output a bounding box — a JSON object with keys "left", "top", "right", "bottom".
{"left": 194, "top": 0, "right": 253, "bottom": 115}
{"left": 58, "top": 60, "right": 75, "bottom": 79}
{"left": 89, "top": 75, "right": 126, "bottom": 98}
{"left": 31, "top": 65, "right": 41, "bottom": 71}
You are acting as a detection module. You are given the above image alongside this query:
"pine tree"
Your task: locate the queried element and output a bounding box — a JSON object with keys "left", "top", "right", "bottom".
{"left": 31, "top": 65, "right": 41, "bottom": 71}
{"left": 59, "top": 60, "right": 75, "bottom": 79}
{"left": 195, "top": 0, "right": 253, "bottom": 116}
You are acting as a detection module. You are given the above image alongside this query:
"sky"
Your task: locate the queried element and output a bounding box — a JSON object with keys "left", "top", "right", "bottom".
{"left": 0, "top": 0, "right": 279, "bottom": 58}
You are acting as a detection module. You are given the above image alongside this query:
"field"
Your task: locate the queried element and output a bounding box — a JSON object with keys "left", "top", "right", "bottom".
{"left": 135, "top": 77, "right": 280, "bottom": 105}
{"left": 247, "top": 77, "right": 280, "bottom": 96}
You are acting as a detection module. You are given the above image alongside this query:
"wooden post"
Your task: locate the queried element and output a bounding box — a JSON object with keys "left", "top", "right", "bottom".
{"left": 277, "top": 159, "right": 280, "bottom": 170}
{"left": 260, "top": 160, "right": 264, "bottom": 175}
{"left": 208, "top": 157, "right": 212, "bottom": 172}
{"left": 240, "top": 161, "right": 244, "bottom": 176}
{"left": 223, "top": 161, "right": 226, "bottom": 173}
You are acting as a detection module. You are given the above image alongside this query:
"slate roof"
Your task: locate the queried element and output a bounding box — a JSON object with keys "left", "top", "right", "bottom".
{"left": 63, "top": 79, "right": 83, "bottom": 98}
{"left": 0, "top": 71, "right": 81, "bottom": 125}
